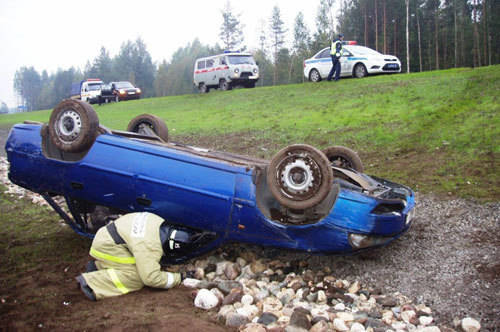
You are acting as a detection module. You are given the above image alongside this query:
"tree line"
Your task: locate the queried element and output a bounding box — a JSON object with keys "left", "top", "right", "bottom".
{"left": 12, "top": 0, "right": 498, "bottom": 111}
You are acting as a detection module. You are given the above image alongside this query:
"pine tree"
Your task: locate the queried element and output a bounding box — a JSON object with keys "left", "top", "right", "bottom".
{"left": 219, "top": 1, "right": 244, "bottom": 51}
{"left": 269, "top": 6, "right": 287, "bottom": 85}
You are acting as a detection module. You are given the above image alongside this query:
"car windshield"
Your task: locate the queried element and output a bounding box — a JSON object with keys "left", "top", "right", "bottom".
{"left": 115, "top": 82, "right": 135, "bottom": 89}
{"left": 348, "top": 46, "right": 383, "bottom": 56}
{"left": 88, "top": 83, "right": 101, "bottom": 91}
{"left": 227, "top": 55, "right": 255, "bottom": 65}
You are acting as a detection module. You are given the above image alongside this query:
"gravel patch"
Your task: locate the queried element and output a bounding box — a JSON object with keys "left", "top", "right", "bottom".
{"left": 1, "top": 155, "right": 498, "bottom": 330}
{"left": 0, "top": 126, "right": 11, "bottom": 157}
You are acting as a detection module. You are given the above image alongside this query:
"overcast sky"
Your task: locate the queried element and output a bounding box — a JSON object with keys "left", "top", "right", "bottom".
{"left": 0, "top": 0, "right": 335, "bottom": 108}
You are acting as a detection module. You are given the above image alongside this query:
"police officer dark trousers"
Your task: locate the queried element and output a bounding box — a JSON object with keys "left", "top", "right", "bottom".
{"left": 76, "top": 212, "right": 191, "bottom": 300}
{"left": 327, "top": 34, "right": 344, "bottom": 81}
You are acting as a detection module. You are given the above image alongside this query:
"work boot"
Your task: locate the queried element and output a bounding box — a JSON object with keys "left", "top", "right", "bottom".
{"left": 76, "top": 275, "right": 97, "bottom": 301}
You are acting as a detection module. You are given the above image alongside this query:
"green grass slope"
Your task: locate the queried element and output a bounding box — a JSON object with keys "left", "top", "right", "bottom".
{"left": 1, "top": 66, "right": 499, "bottom": 200}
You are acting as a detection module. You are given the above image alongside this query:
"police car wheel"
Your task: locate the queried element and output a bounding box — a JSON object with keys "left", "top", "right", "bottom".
{"left": 309, "top": 69, "right": 321, "bottom": 82}
{"left": 354, "top": 64, "right": 367, "bottom": 78}
{"left": 267, "top": 144, "right": 333, "bottom": 210}
{"left": 48, "top": 99, "right": 100, "bottom": 153}
{"left": 322, "top": 146, "right": 364, "bottom": 172}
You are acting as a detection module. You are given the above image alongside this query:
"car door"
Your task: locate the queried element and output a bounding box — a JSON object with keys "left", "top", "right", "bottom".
{"left": 206, "top": 58, "right": 216, "bottom": 85}
{"left": 341, "top": 48, "right": 354, "bottom": 76}
{"left": 315, "top": 49, "right": 331, "bottom": 78}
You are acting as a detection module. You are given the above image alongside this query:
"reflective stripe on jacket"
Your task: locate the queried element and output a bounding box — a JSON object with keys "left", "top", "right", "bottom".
{"left": 330, "top": 39, "right": 343, "bottom": 57}
{"left": 89, "top": 212, "right": 174, "bottom": 289}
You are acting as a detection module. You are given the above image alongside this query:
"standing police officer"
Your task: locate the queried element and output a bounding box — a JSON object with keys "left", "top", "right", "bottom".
{"left": 76, "top": 212, "right": 214, "bottom": 300}
{"left": 327, "top": 34, "right": 344, "bottom": 82}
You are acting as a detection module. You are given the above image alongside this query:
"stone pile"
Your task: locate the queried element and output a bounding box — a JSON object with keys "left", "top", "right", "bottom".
{"left": 179, "top": 252, "right": 481, "bottom": 331}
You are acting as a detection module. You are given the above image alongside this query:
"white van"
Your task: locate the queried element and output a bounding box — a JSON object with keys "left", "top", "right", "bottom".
{"left": 193, "top": 52, "right": 259, "bottom": 93}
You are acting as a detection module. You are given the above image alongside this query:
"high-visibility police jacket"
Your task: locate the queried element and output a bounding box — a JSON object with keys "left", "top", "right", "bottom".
{"left": 330, "top": 39, "right": 343, "bottom": 58}
{"left": 84, "top": 212, "right": 180, "bottom": 299}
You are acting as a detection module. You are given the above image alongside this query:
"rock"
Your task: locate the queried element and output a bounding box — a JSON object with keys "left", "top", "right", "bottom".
{"left": 216, "top": 261, "right": 231, "bottom": 276}
{"left": 333, "top": 318, "right": 349, "bottom": 332}
{"left": 194, "top": 289, "right": 219, "bottom": 310}
{"left": 224, "top": 262, "right": 241, "bottom": 280}
{"left": 365, "top": 318, "right": 386, "bottom": 329}
{"left": 236, "top": 304, "right": 259, "bottom": 321}
{"left": 217, "top": 305, "right": 235, "bottom": 323}
{"left": 311, "top": 316, "right": 329, "bottom": 325}
{"left": 310, "top": 320, "right": 330, "bottom": 332}
{"left": 236, "top": 257, "right": 247, "bottom": 267}
{"left": 348, "top": 281, "right": 361, "bottom": 294}
{"left": 182, "top": 278, "right": 201, "bottom": 288}
{"left": 382, "top": 310, "right": 393, "bottom": 325}
{"left": 288, "top": 307, "right": 311, "bottom": 331}
{"left": 194, "top": 267, "right": 205, "bottom": 280}
{"left": 419, "top": 316, "right": 434, "bottom": 326}
{"left": 262, "top": 297, "right": 283, "bottom": 315}
{"left": 210, "top": 288, "right": 225, "bottom": 304}
{"left": 420, "top": 327, "right": 441, "bottom": 332}
{"left": 226, "top": 312, "right": 249, "bottom": 327}
{"left": 306, "top": 292, "right": 318, "bottom": 302}
{"left": 334, "top": 303, "right": 346, "bottom": 311}
{"left": 461, "top": 317, "right": 481, "bottom": 332}
{"left": 336, "top": 312, "right": 354, "bottom": 322}
{"left": 350, "top": 322, "right": 366, "bottom": 332}
{"left": 240, "top": 323, "right": 267, "bottom": 332}
{"left": 391, "top": 321, "right": 406, "bottom": 330}
{"left": 223, "top": 288, "right": 244, "bottom": 305}
{"left": 251, "top": 260, "right": 267, "bottom": 274}
{"left": 317, "top": 290, "right": 327, "bottom": 304}
{"left": 241, "top": 294, "right": 254, "bottom": 305}
{"left": 377, "top": 296, "right": 398, "bottom": 307}
{"left": 205, "top": 263, "right": 216, "bottom": 273}
{"left": 353, "top": 311, "right": 369, "bottom": 324}
{"left": 255, "top": 288, "right": 270, "bottom": 302}
{"left": 258, "top": 312, "right": 279, "bottom": 325}
{"left": 217, "top": 280, "right": 242, "bottom": 294}
{"left": 401, "top": 310, "right": 417, "bottom": 324}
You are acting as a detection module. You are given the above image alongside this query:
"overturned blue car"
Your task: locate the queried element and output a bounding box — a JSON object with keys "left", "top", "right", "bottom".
{"left": 5, "top": 100, "right": 415, "bottom": 262}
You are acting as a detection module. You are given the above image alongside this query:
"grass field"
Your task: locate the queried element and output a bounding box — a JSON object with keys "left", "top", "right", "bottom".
{"left": 1, "top": 66, "right": 498, "bottom": 200}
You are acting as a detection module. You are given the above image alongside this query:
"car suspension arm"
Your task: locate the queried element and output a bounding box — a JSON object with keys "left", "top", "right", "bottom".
{"left": 41, "top": 193, "right": 94, "bottom": 238}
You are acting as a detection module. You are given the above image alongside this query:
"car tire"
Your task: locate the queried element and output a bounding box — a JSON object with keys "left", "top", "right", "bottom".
{"left": 219, "top": 79, "right": 232, "bottom": 91}
{"left": 48, "top": 99, "right": 99, "bottom": 153}
{"left": 309, "top": 69, "right": 321, "bottom": 82}
{"left": 127, "top": 114, "right": 169, "bottom": 142}
{"left": 354, "top": 63, "right": 367, "bottom": 78}
{"left": 267, "top": 144, "right": 333, "bottom": 210}
{"left": 322, "top": 146, "right": 364, "bottom": 172}
{"left": 199, "top": 83, "right": 209, "bottom": 93}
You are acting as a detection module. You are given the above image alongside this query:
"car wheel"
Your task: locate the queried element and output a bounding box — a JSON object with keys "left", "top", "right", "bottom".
{"left": 219, "top": 79, "right": 232, "bottom": 91}
{"left": 354, "top": 63, "right": 367, "bottom": 78}
{"left": 48, "top": 99, "right": 99, "bottom": 153}
{"left": 127, "top": 113, "right": 169, "bottom": 142}
{"left": 199, "top": 83, "right": 209, "bottom": 93}
{"left": 322, "top": 146, "right": 364, "bottom": 172}
{"left": 309, "top": 69, "right": 321, "bottom": 82}
{"left": 267, "top": 144, "right": 333, "bottom": 210}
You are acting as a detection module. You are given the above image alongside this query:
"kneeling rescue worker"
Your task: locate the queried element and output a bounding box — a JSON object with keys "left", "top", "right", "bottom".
{"left": 76, "top": 212, "right": 211, "bottom": 300}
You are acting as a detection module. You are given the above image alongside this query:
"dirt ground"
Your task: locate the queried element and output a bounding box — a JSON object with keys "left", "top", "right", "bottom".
{"left": 0, "top": 244, "right": 233, "bottom": 332}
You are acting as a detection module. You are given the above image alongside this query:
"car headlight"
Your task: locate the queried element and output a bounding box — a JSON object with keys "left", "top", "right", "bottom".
{"left": 234, "top": 68, "right": 239, "bottom": 73}
{"left": 348, "top": 233, "right": 392, "bottom": 249}
{"left": 253, "top": 68, "right": 258, "bottom": 74}
{"left": 119, "top": 89, "right": 126, "bottom": 95}
{"left": 136, "top": 88, "right": 141, "bottom": 93}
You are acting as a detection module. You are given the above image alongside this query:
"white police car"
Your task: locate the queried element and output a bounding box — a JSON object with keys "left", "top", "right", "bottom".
{"left": 304, "top": 42, "right": 401, "bottom": 81}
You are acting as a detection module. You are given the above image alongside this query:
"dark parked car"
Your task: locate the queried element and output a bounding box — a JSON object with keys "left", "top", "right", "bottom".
{"left": 111, "top": 81, "right": 141, "bottom": 101}
{"left": 5, "top": 100, "right": 415, "bottom": 263}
